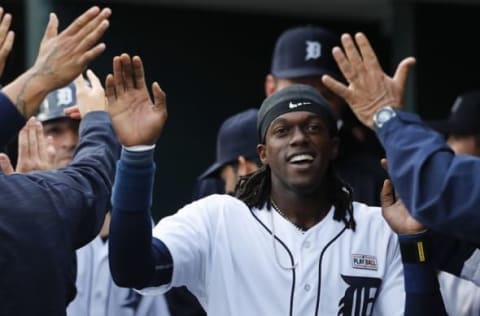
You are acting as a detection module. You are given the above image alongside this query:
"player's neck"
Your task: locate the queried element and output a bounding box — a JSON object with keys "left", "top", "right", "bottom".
{"left": 270, "top": 189, "right": 331, "bottom": 230}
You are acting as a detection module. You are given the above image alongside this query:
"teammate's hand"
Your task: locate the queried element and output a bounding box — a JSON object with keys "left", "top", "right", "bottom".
{"left": 2, "top": 6, "right": 111, "bottom": 118}
{"left": 0, "top": 7, "right": 14, "bottom": 79}
{"left": 64, "top": 69, "right": 106, "bottom": 119}
{"left": 380, "top": 158, "right": 425, "bottom": 234}
{"left": 0, "top": 117, "right": 55, "bottom": 175}
{"left": 106, "top": 54, "right": 167, "bottom": 146}
{"left": 321, "top": 32, "right": 415, "bottom": 128}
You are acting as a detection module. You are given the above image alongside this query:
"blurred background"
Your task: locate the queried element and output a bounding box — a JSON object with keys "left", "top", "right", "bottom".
{"left": 2, "top": 0, "right": 480, "bottom": 220}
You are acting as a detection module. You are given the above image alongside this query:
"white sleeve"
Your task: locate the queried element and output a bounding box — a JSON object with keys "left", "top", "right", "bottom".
{"left": 138, "top": 196, "right": 216, "bottom": 302}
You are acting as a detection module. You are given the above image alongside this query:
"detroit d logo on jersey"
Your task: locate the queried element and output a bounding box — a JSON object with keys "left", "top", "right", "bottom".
{"left": 305, "top": 40, "right": 321, "bottom": 60}
{"left": 338, "top": 275, "right": 381, "bottom": 316}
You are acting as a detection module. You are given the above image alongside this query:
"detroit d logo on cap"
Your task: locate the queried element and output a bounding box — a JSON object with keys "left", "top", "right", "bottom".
{"left": 305, "top": 40, "right": 321, "bottom": 60}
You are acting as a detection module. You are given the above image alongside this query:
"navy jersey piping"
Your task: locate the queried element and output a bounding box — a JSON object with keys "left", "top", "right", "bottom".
{"left": 314, "top": 226, "right": 347, "bottom": 316}
{"left": 249, "top": 208, "right": 296, "bottom": 316}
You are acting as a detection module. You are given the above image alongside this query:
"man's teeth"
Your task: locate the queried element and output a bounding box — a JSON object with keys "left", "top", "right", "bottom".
{"left": 290, "top": 154, "right": 314, "bottom": 163}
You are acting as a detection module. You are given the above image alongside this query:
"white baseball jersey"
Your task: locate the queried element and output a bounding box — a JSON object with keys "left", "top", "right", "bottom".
{"left": 140, "top": 194, "right": 404, "bottom": 315}
{"left": 439, "top": 271, "right": 480, "bottom": 316}
{"left": 67, "top": 236, "right": 171, "bottom": 316}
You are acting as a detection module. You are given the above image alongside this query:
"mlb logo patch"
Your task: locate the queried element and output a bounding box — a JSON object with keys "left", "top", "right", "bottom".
{"left": 352, "top": 254, "right": 378, "bottom": 271}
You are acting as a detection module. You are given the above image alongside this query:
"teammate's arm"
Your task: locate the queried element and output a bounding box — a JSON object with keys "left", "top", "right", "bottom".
{"left": 381, "top": 178, "right": 447, "bottom": 315}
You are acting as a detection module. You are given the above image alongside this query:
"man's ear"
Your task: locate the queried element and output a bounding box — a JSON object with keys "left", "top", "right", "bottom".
{"left": 265, "top": 74, "right": 276, "bottom": 97}
{"left": 237, "top": 156, "right": 259, "bottom": 177}
{"left": 257, "top": 144, "right": 267, "bottom": 164}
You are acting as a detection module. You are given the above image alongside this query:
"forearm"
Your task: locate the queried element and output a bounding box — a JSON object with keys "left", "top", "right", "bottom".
{"left": 399, "top": 232, "right": 447, "bottom": 316}
{"left": 2, "top": 69, "right": 50, "bottom": 118}
{"left": 109, "top": 148, "right": 173, "bottom": 288}
{"left": 0, "top": 91, "right": 25, "bottom": 146}
{"left": 378, "top": 112, "right": 480, "bottom": 242}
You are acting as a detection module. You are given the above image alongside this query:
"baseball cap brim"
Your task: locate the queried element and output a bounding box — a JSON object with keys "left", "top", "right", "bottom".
{"left": 198, "top": 159, "right": 229, "bottom": 180}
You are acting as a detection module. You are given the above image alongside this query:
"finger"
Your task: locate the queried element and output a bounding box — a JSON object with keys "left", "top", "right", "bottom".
{"left": 393, "top": 57, "right": 416, "bottom": 92}
{"left": 35, "top": 120, "right": 48, "bottom": 163}
{"left": 40, "top": 13, "right": 59, "bottom": 43}
{"left": 62, "top": 6, "right": 101, "bottom": 36}
{"left": 64, "top": 105, "right": 79, "bottom": 115}
{"left": 17, "top": 123, "right": 29, "bottom": 167}
{"left": 76, "top": 19, "right": 110, "bottom": 56}
{"left": 355, "top": 33, "right": 382, "bottom": 71}
{"left": 74, "top": 7, "right": 111, "bottom": 40}
{"left": 380, "top": 158, "right": 388, "bottom": 171}
{"left": 132, "top": 56, "right": 147, "bottom": 89}
{"left": 0, "top": 30, "right": 14, "bottom": 59}
{"left": 79, "top": 42, "right": 106, "bottom": 66}
{"left": 331, "top": 45, "right": 357, "bottom": 85}
{"left": 27, "top": 118, "right": 39, "bottom": 162}
{"left": 112, "top": 56, "right": 124, "bottom": 94}
{"left": 0, "top": 153, "right": 14, "bottom": 175}
{"left": 0, "top": 12, "right": 12, "bottom": 42}
{"left": 105, "top": 74, "right": 116, "bottom": 105}
{"left": 380, "top": 179, "right": 395, "bottom": 208}
{"left": 73, "top": 73, "right": 86, "bottom": 93}
{"left": 152, "top": 82, "right": 167, "bottom": 114}
{"left": 69, "top": 112, "right": 82, "bottom": 120}
{"left": 321, "top": 74, "right": 350, "bottom": 101}
{"left": 340, "top": 33, "right": 363, "bottom": 72}
{"left": 120, "top": 53, "right": 134, "bottom": 90}
{"left": 86, "top": 69, "right": 103, "bottom": 90}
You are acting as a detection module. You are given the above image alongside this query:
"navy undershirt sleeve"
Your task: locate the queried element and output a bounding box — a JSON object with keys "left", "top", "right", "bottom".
{"left": 109, "top": 148, "right": 173, "bottom": 289}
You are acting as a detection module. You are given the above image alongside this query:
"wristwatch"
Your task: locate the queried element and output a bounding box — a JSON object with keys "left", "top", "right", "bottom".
{"left": 373, "top": 106, "right": 397, "bottom": 130}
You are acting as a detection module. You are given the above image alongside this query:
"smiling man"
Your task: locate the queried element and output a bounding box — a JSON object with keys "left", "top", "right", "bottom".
{"left": 108, "top": 74, "right": 448, "bottom": 314}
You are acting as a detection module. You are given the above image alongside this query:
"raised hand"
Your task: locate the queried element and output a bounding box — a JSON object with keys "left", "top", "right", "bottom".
{"left": 321, "top": 33, "right": 416, "bottom": 128}
{"left": 0, "top": 7, "right": 14, "bottom": 78}
{"left": 0, "top": 117, "right": 55, "bottom": 175}
{"left": 2, "top": 6, "right": 111, "bottom": 118}
{"left": 106, "top": 54, "right": 167, "bottom": 146}
{"left": 380, "top": 159, "right": 425, "bottom": 234}
{"left": 64, "top": 69, "right": 106, "bottom": 119}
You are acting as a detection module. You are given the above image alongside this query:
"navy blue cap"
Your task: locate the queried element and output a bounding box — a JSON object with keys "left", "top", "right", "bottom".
{"left": 270, "top": 26, "right": 343, "bottom": 81}
{"left": 428, "top": 90, "right": 480, "bottom": 135}
{"left": 37, "top": 83, "right": 77, "bottom": 122}
{"left": 199, "top": 108, "right": 259, "bottom": 179}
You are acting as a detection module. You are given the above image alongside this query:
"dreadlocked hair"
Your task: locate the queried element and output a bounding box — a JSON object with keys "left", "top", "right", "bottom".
{"left": 327, "top": 166, "right": 356, "bottom": 231}
{"left": 235, "top": 164, "right": 356, "bottom": 231}
{"left": 234, "top": 164, "right": 272, "bottom": 210}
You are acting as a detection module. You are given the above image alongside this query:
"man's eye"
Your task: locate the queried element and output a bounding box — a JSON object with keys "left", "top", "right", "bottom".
{"left": 274, "top": 127, "right": 289, "bottom": 135}
{"left": 307, "top": 124, "right": 321, "bottom": 132}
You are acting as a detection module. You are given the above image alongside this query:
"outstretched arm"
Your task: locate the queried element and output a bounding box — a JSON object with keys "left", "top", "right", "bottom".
{"left": 381, "top": 174, "right": 447, "bottom": 316}
{"left": 322, "top": 32, "right": 480, "bottom": 243}
{"left": 107, "top": 54, "right": 173, "bottom": 288}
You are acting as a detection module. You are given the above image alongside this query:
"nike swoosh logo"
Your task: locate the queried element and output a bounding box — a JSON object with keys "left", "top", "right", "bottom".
{"left": 289, "top": 101, "right": 311, "bottom": 109}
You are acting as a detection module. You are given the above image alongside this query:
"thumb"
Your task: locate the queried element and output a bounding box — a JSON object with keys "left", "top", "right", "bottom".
{"left": 152, "top": 82, "right": 167, "bottom": 113}
{"left": 0, "top": 153, "right": 14, "bottom": 175}
{"left": 393, "top": 57, "right": 416, "bottom": 92}
{"left": 41, "top": 13, "right": 58, "bottom": 44}
{"left": 380, "top": 179, "right": 395, "bottom": 208}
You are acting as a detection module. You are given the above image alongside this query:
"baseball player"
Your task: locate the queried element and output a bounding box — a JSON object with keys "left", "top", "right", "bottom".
{"left": 1, "top": 72, "right": 171, "bottom": 316}
{"left": 106, "top": 55, "right": 445, "bottom": 316}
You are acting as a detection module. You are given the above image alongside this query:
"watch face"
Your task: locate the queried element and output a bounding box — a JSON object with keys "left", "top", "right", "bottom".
{"left": 374, "top": 107, "right": 396, "bottom": 128}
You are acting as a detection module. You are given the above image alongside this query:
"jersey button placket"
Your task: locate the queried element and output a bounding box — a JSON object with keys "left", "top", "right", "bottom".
{"left": 304, "top": 284, "right": 311, "bottom": 292}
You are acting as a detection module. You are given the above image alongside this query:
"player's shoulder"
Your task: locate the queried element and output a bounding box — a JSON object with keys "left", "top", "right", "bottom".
{"left": 352, "top": 201, "right": 391, "bottom": 233}
{"left": 181, "top": 194, "right": 249, "bottom": 216}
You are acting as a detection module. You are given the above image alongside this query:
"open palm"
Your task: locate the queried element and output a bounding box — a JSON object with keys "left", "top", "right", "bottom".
{"left": 106, "top": 54, "right": 167, "bottom": 146}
